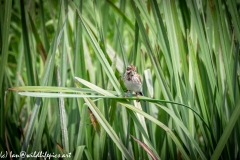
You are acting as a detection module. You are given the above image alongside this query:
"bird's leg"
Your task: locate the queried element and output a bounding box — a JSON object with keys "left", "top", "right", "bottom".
{"left": 135, "top": 92, "right": 140, "bottom": 102}
{"left": 136, "top": 92, "right": 144, "bottom": 102}
{"left": 136, "top": 91, "right": 143, "bottom": 98}
{"left": 125, "top": 90, "right": 130, "bottom": 98}
{"left": 136, "top": 92, "right": 139, "bottom": 98}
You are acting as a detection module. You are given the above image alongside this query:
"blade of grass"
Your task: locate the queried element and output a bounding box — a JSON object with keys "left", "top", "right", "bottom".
{"left": 73, "top": 0, "right": 88, "bottom": 152}
{"left": 188, "top": 36, "right": 213, "bottom": 149}
{"left": 57, "top": 67, "right": 69, "bottom": 152}
{"left": 21, "top": 0, "right": 66, "bottom": 154}
{"left": 28, "top": 13, "right": 47, "bottom": 63}
{"left": 131, "top": 1, "right": 187, "bottom": 147}
{"left": 130, "top": 21, "right": 139, "bottom": 65}
{"left": 9, "top": 86, "right": 100, "bottom": 94}
{"left": 130, "top": 0, "right": 170, "bottom": 101}
{"left": 144, "top": 69, "right": 153, "bottom": 98}
{"left": 16, "top": 90, "right": 208, "bottom": 128}
{"left": 76, "top": 102, "right": 88, "bottom": 145}
{"left": 75, "top": 77, "right": 116, "bottom": 96}
{"left": 39, "top": 0, "right": 50, "bottom": 51}
{"left": 150, "top": 0, "right": 172, "bottom": 76}
{"left": 106, "top": 0, "right": 134, "bottom": 29}
{"left": 0, "top": 0, "right": 12, "bottom": 88}
{"left": 188, "top": 0, "right": 216, "bottom": 93}
{"left": 20, "top": 0, "right": 35, "bottom": 86}
{"left": 131, "top": 135, "right": 159, "bottom": 160}
{"left": 155, "top": 103, "right": 207, "bottom": 160}
{"left": 0, "top": 0, "right": 12, "bottom": 138}
{"left": 74, "top": 0, "right": 86, "bottom": 79}
{"left": 215, "top": 0, "right": 234, "bottom": 104}
{"left": 69, "top": 1, "right": 123, "bottom": 96}
{"left": 132, "top": 100, "right": 153, "bottom": 160}
{"left": 120, "top": 102, "right": 190, "bottom": 160}
{"left": 128, "top": 110, "right": 161, "bottom": 159}
{"left": 116, "top": 20, "right": 128, "bottom": 68}
{"left": 74, "top": 146, "right": 85, "bottom": 160}
{"left": 227, "top": 0, "right": 240, "bottom": 44}
{"left": 83, "top": 97, "right": 133, "bottom": 160}
{"left": 211, "top": 99, "right": 240, "bottom": 160}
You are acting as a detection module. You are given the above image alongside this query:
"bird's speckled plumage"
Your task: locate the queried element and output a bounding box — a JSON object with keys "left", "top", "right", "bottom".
{"left": 123, "top": 65, "right": 143, "bottom": 100}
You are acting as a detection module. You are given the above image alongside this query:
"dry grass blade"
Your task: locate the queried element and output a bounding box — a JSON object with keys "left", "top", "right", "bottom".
{"left": 131, "top": 135, "right": 159, "bottom": 160}
{"left": 56, "top": 142, "right": 65, "bottom": 154}
{"left": 88, "top": 108, "right": 100, "bottom": 136}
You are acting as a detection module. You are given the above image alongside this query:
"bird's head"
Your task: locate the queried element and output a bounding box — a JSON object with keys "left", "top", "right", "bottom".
{"left": 126, "top": 65, "right": 136, "bottom": 72}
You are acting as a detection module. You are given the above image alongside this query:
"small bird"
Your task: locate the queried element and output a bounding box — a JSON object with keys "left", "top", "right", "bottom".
{"left": 123, "top": 65, "right": 143, "bottom": 101}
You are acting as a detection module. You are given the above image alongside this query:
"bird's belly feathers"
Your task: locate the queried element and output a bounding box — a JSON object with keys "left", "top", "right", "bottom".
{"left": 124, "top": 80, "right": 142, "bottom": 92}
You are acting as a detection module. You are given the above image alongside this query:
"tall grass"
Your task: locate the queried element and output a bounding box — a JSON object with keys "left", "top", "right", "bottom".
{"left": 1, "top": 0, "right": 240, "bottom": 159}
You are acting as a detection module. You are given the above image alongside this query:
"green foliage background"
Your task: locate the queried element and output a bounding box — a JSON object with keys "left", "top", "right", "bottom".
{"left": 1, "top": 0, "right": 240, "bottom": 159}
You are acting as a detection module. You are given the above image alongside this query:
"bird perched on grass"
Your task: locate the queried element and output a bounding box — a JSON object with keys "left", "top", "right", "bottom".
{"left": 123, "top": 65, "right": 143, "bottom": 101}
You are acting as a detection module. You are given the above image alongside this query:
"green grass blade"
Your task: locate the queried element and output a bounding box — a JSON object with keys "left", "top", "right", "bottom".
{"left": 69, "top": 1, "right": 123, "bottom": 96}
{"left": 20, "top": 0, "right": 35, "bottom": 86}
{"left": 215, "top": 0, "right": 234, "bottom": 104}
{"left": 74, "top": 146, "right": 85, "bottom": 160}
{"left": 116, "top": 20, "right": 128, "bottom": 68}
{"left": 0, "top": 0, "right": 12, "bottom": 88}
{"left": 227, "top": 0, "right": 240, "bottom": 43}
{"left": 106, "top": 0, "right": 134, "bottom": 29}
{"left": 75, "top": 77, "right": 116, "bottom": 96}
{"left": 74, "top": 0, "right": 86, "bottom": 79}
{"left": 76, "top": 103, "right": 88, "bottom": 146}
{"left": 9, "top": 86, "right": 99, "bottom": 94}
{"left": 120, "top": 102, "right": 190, "bottom": 160}
{"left": 128, "top": 110, "right": 161, "bottom": 159}
{"left": 20, "top": 98, "right": 41, "bottom": 154}
{"left": 21, "top": 0, "right": 66, "bottom": 154}
{"left": 57, "top": 68, "right": 69, "bottom": 152}
{"left": 130, "top": 0, "right": 173, "bottom": 102}
{"left": 187, "top": 0, "right": 216, "bottom": 93}
{"left": 211, "top": 99, "right": 240, "bottom": 160}
{"left": 162, "top": 0, "right": 182, "bottom": 101}
{"left": 155, "top": 103, "right": 207, "bottom": 160}
{"left": 150, "top": 0, "right": 173, "bottom": 77}
{"left": 0, "top": 0, "right": 12, "bottom": 138}
{"left": 83, "top": 97, "right": 133, "bottom": 160}
{"left": 39, "top": 0, "right": 50, "bottom": 51}
{"left": 28, "top": 13, "right": 47, "bottom": 62}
